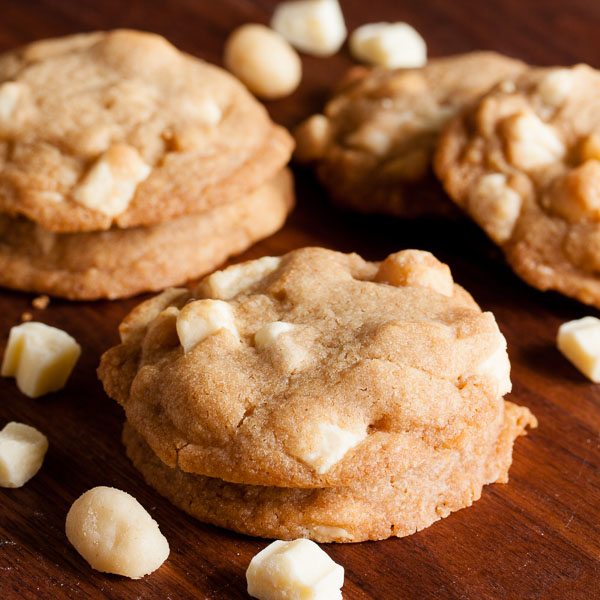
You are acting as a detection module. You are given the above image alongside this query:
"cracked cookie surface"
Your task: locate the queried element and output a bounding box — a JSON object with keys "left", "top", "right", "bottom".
{"left": 0, "top": 169, "right": 294, "bottom": 300}
{"left": 0, "top": 30, "right": 293, "bottom": 232}
{"left": 294, "top": 52, "right": 525, "bottom": 218}
{"left": 435, "top": 64, "right": 600, "bottom": 308}
{"left": 99, "top": 247, "right": 528, "bottom": 488}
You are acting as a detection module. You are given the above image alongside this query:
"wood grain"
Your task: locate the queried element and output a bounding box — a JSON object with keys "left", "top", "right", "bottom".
{"left": 0, "top": 1, "right": 598, "bottom": 599}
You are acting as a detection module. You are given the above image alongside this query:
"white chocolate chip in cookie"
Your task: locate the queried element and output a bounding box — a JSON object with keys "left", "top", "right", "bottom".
{"left": 473, "top": 343, "right": 512, "bottom": 396}
{"left": 199, "top": 256, "right": 281, "bottom": 300}
{"left": 537, "top": 69, "right": 573, "bottom": 107}
{"left": 0, "top": 422, "right": 48, "bottom": 488}
{"left": 254, "top": 321, "right": 294, "bottom": 350}
{"left": 224, "top": 24, "right": 302, "bottom": 100}
{"left": 0, "top": 81, "right": 23, "bottom": 123}
{"left": 176, "top": 299, "right": 238, "bottom": 353}
{"left": 557, "top": 316, "right": 600, "bottom": 382}
{"left": 65, "top": 486, "right": 170, "bottom": 579}
{"left": 1, "top": 322, "right": 81, "bottom": 398}
{"left": 72, "top": 144, "right": 151, "bottom": 216}
{"left": 293, "top": 422, "right": 366, "bottom": 474}
{"left": 374, "top": 250, "right": 454, "bottom": 297}
{"left": 504, "top": 111, "right": 565, "bottom": 170}
{"left": 246, "top": 539, "right": 344, "bottom": 600}
{"left": 309, "top": 525, "right": 354, "bottom": 542}
{"left": 468, "top": 173, "right": 522, "bottom": 243}
{"left": 271, "top": 0, "right": 347, "bottom": 57}
{"left": 345, "top": 125, "right": 391, "bottom": 156}
{"left": 349, "top": 22, "right": 427, "bottom": 68}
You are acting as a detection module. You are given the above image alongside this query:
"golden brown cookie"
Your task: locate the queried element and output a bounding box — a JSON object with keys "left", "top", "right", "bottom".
{"left": 123, "top": 397, "right": 535, "bottom": 543}
{"left": 295, "top": 52, "right": 526, "bottom": 218}
{"left": 0, "top": 30, "right": 293, "bottom": 232}
{"left": 99, "top": 247, "right": 524, "bottom": 489}
{"left": 0, "top": 169, "right": 294, "bottom": 300}
{"left": 435, "top": 64, "right": 600, "bottom": 308}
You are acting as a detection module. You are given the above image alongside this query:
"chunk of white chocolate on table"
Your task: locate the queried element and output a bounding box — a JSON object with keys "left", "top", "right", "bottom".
{"left": 374, "top": 249, "right": 454, "bottom": 296}
{"left": 557, "top": 316, "right": 600, "bottom": 382}
{"left": 247, "top": 539, "right": 344, "bottom": 600}
{"left": 65, "top": 486, "right": 170, "bottom": 579}
{"left": 199, "top": 256, "right": 281, "bottom": 300}
{"left": 176, "top": 299, "right": 238, "bottom": 352}
{"left": 0, "top": 422, "right": 48, "bottom": 488}
{"left": 293, "top": 422, "right": 366, "bottom": 474}
{"left": 349, "top": 22, "right": 427, "bottom": 68}
{"left": 1, "top": 322, "right": 81, "bottom": 398}
{"left": 271, "top": 0, "right": 347, "bottom": 57}
{"left": 72, "top": 144, "right": 151, "bottom": 216}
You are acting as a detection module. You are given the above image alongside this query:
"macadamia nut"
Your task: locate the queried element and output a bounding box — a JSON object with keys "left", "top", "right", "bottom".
{"left": 224, "top": 24, "right": 301, "bottom": 99}
{"left": 65, "top": 486, "right": 170, "bottom": 579}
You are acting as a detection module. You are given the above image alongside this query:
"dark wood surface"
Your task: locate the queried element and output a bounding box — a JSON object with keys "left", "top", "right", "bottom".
{"left": 1, "top": 1, "right": 599, "bottom": 598}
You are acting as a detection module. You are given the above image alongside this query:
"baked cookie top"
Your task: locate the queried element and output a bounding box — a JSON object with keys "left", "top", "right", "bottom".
{"left": 435, "top": 64, "right": 600, "bottom": 308}
{"left": 294, "top": 52, "right": 526, "bottom": 218}
{"left": 99, "top": 247, "right": 512, "bottom": 488}
{"left": 0, "top": 30, "right": 293, "bottom": 232}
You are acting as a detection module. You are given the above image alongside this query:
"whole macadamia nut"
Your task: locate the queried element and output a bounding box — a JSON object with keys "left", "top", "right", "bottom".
{"left": 224, "top": 24, "right": 302, "bottom": 99}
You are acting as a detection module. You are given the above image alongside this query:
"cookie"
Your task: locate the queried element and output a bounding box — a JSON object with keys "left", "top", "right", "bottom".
{"left": 0, "top": 30, "right": 293, "bottom": 232}
{"left": 123, "top": 396, "right": 535, "bottom": 543}
{"left": 294, "top": 52, "right": 526, "bottom": 218}
{"left": 0, "top": 169, "right": 294, "bottom": 300}
{"left": 434, "top": 64, "right": 600, "bottom": 308}
{"left": 99, "top": 247, "right": 527, "bottom": 489}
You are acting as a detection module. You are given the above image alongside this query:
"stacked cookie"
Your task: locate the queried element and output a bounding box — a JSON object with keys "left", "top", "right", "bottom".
{"left": 297, "top": 53, "right": 600, "bottom": 309}
{"left": 0, "top": 30, "right": 294, "bottom": 300}
{"left": 99, "top": 247, "right": 536, "bottom": 542}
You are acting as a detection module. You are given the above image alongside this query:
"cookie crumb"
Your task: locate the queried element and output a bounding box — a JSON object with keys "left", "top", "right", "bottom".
{"left": 32, "top": 295, "right": 50, "bottom": 310}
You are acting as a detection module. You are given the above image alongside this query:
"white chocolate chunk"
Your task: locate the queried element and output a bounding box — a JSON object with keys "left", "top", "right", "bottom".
{"left": 0, "top": 82, "right": 23, "bottom": 123}
{"left": 295, "top": 422, "right": 366, "bottom": 474}
{"left": 349, "top": 22, "right": 427, "bottom": 68}
{"left": 224, "top": 24, "right": 302, "bottom": 100}
{"left": 505, "top": 111, "right": 565, "bottom": 170}
{"left": 271, "top": 0, "right": 347, "bottom": 57}
{"left": 537, "top": 69, "right": 573, "bottom": 107}
{"left": 199, "top": 256, "right": 281, "bottom": 300}
{"left": 72, "top": 144, "right": 151, "bottom": 216}
{"left": 1, "top": 322, "right": 81, "bottom": 398}
{"left": 254, "top": 321, "right": 295, "bottom": 350}
{"left": 247, "top": 539, "right": 344, "bottom": 600}
{"left": 309, "top": 525, "right": 354, "bottom": 542}
{"left": 65, "top": 486, "right": 170, "bottom": 579}
{"left": 0, "top": 422, "right": 48, "bottom": 488}
{"left": 176, "top": 299, "right": 238, "bottom": 352}
{"left": 345, "top": 125, "right": 391, "bottom": 155}
{"left": 468, "top": 173, "right": 522, "bottom": 244}
{"left": 557, "top": 317, "right": 600, "bottom": 382}
{"left": 474, "top": 343, "right": 512, "bottom": 396}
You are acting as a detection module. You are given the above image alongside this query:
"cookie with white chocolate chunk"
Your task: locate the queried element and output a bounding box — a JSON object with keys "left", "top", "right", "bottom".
{"left": 99, "top": 248, "right": 535, "bottom": 498}
{"left": 295, "top": 52, "right": 526, "bottom": 218}
{"left": 0, "top": 29, "right": 293, "bottom": 232}
{"left": 435, "top": 64, "right": 600, "bottom": 308}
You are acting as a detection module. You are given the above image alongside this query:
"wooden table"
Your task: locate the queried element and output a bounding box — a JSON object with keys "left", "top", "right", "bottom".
{"left": 1, "top": 1, "right": 598, "bottom": 598}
